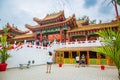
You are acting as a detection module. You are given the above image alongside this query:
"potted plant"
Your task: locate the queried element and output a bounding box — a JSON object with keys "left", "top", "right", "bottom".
{"left": 0, "top": 27, "right": 11, "bottom": 71}
{"left": 58, "top": 52, "right": 63, "bottom": 67}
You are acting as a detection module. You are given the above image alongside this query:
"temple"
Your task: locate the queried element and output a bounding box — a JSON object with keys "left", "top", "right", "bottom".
{"left": 25, "top": 10, "right": 77, "bottom": 45}
{"left": 0, "top": 10, "right": 120, "bottom": 66}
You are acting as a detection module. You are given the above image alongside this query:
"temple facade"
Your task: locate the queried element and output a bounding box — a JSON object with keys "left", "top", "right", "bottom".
{"left": 25, "top": 10, "right": 77, "bottom": 46}
{"left": 0, "top": 10, "right": 119, "bottom": 66}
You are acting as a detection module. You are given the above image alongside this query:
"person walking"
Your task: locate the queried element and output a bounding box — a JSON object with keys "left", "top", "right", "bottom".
{"left": 46, "top": 51, "right": 53, "bottom": 73}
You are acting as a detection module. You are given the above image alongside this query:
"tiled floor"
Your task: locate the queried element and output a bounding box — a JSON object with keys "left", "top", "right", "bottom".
{"left": 0, "top": 64, "right": 118, "bottom": 80}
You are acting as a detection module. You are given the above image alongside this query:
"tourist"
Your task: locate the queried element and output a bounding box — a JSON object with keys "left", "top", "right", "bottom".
{"left": 75, "top": 55, "right": 80, "bottom": 68}
{"left": 46, "top": 51, "right": 53, "bottom": 73}
{"left": 81, "top": 54, "right": 86, "bottom": 67}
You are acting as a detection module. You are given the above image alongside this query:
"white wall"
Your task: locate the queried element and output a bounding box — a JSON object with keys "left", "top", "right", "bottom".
{"left": 6, "top": 40, "right": 102, "bottom": 68}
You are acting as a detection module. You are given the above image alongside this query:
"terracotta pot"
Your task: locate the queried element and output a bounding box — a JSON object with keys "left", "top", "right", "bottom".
{"left": 0, "top": 63, "right": 7, "bottom": 71}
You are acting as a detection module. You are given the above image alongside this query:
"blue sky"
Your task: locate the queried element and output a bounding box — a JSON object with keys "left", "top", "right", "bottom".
{"left": 0, "top": 0, "right": 120, "bottom": 31}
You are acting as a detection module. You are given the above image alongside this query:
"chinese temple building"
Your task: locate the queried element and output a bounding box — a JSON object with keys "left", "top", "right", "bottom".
{"left": 1, "top": 10, "right": 120, "bottom": 66}
{"left": 25, "top": 10, "right": 77, "bottom": 44}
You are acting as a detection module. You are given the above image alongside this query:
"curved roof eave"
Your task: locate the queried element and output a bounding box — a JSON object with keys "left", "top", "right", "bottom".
{"left": 68, "top": 21, "right": 119, "bottom": 32}
{"left": 25, "top": 14, "right": 75, "bottom": 30}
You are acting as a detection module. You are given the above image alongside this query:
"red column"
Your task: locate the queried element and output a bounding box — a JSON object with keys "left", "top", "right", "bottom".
{"left": 40, "top": 30, "right": 42, "bottom": 43}
{"left": 46, "top": 34, "right": 48, "bottom": 40}
{"left": 34, "top": 32, "right": 37, "bottom": 42}
{"left": 67, "top": 25, "right": 71, "bottom": 42}
{"left": 85, "top": 31, "right": 88, "bottom": 41}
{"left": 60, "top": 26, "right": 62, "bottom": 43}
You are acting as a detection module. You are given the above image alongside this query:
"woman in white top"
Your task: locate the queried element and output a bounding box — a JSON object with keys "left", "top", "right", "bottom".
{"left": 75, "top": 55, "right": 80, "bottom": 68}
{"left": 46, "top": 51, "right": 53, "bottom": 73}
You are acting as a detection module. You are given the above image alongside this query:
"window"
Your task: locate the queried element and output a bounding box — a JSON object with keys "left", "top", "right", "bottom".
{"left": 100, "top": 54, "right": 106, "bottom": 59}
{"left": 64, "top": 51, "right": 69, "bottom": 58}
{"left": 89, "top": 51, "right": 97, "bottom": 58}
{"left": 72, "top": 51, "right": 77, "bottom": 58}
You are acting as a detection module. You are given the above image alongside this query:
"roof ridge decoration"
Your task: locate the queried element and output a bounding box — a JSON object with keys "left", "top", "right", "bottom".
{"left": 6, "top": 23, "right": 29, "bottom": 34}
{"left": 45, "top": 10, "right": 64, "bottom": 18}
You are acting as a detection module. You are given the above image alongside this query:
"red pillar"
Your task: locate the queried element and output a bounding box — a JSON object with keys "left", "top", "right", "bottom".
{"left": 67, "top": 25, "right": 71, "bottom": 42}
{"left": 34, "top": 32, "right": 37, "bottom": 42}
{"left": 60, "top": 26, "right": 62, "bottom": 43}
{"left": 46, "top": 34, "right": 48, "bottom": 40}
{"left": 40, "top": 30, "right": 42, "bottom": 43}
{"left": 85, "top": 31, "right": 88, "bottom": 41}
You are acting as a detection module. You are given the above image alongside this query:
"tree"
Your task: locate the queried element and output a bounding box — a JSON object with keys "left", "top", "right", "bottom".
{"left": 94, "top": 22, "right": 120, "bottom": 79}
{"left": 106, "top": 0, "right": 120, "bottom": 21}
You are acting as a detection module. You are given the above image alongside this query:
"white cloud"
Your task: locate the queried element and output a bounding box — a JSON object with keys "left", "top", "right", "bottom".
{"left": 0, "top": 0, "right": 119, "bottom": 31}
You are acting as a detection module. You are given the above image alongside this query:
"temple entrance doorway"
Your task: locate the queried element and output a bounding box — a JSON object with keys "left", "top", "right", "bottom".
{"left": 64, "top": 51, "right": 70, "bottom": 64}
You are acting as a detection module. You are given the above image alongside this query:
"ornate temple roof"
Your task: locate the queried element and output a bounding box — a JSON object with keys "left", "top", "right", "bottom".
{"left": 8, "top": 23, "right": 29, "bottom": 34}
{"left": 43, "top": 10, "right": 64, "bottom": 21}
{"left": 69, "top": 21, "right": 119, "bottom": 32}
{"left": 25, "top": 14, "right": 76, "bottom": 31}
{"left": 0, "top": 29, "right": 3, "bottom": 34}
{"left": 33, "top": 10, "right": 65, "bottom": 23}
{"left": 0, "top": 23, "right": 29, "bottom": 34}
{"left": 0, "top": 23, "right": 29, "bottom": 35}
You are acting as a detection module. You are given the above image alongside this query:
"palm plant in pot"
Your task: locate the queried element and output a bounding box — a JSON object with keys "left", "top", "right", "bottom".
{"left": 0, "top": 26, "right": 11, "bottom": 71}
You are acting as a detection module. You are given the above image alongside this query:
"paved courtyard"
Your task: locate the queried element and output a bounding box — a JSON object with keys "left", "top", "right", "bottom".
{"left": 0, "top": 64, "right": 118, "bottom": 80}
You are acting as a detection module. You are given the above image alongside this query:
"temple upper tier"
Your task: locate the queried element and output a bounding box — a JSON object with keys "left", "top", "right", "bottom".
{"left": 0, "top": 10, "right": 119, "bottom": 44}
